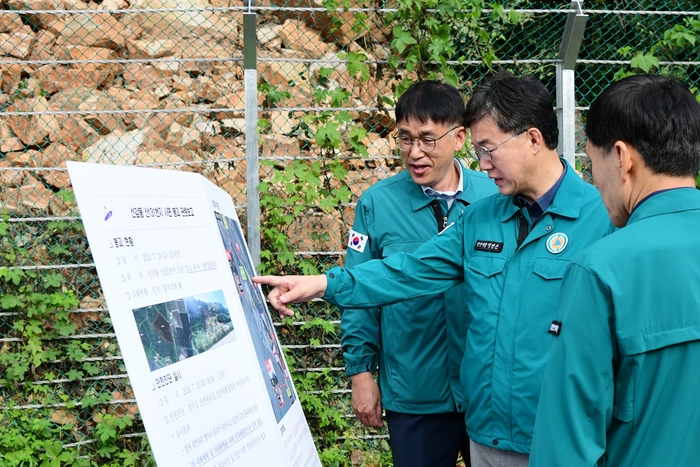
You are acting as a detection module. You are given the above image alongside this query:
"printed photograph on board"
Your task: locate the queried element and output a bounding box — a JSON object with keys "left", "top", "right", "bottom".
{"left": 214, "top": 211, "right": 297, "bottom": 422}
{"left": 133, "top": 290, "right": 235, "bottom": 371}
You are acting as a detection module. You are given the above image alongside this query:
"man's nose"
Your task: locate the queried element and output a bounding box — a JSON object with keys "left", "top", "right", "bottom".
{"left": 409, "top": 141, "right": 425, "bottom": 157}
{"left": 478, "top": 157, "right": 493, "bottom": 171}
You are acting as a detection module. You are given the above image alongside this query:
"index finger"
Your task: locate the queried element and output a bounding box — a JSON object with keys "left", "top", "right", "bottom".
{"left": 252, "top": 275, "right": 283, "bottom": 286}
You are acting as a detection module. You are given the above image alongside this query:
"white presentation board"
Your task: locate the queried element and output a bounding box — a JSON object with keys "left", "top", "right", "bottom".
{"left": 67, "top": 161, "right": 321, "bottom": 467}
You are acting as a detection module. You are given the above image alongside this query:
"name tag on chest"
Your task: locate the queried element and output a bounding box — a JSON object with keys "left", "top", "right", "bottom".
{"left": 474, "top": 240, "right": 504, "bottom": 253}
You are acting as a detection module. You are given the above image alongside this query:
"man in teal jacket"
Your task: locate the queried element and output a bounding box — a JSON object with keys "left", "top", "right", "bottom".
{"left": 342, "top": 80, "right": 496, "bottom": 467}
{"left": 530, "top": 75, "right": 700, "bottom": 466}
{"left": 254, "top": 71, "right": 612, "bottom": 466}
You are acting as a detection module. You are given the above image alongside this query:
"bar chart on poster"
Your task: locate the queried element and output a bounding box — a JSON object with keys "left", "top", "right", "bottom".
{"left": 67, "top": 162, "right": 321, "bottom": 467}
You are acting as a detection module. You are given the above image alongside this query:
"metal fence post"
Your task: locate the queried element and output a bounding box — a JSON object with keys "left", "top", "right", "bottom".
{"left": 244, "top": 0, "right": 261, "bottom": 267}
{"left": 556, "top": 0, "right": 588, "bottom": 167}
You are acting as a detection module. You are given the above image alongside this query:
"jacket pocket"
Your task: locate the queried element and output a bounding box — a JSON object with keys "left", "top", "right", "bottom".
{"left": 466, "top": 255, "right": 506, "bottom": 278}
{"left": 532, "top": 257, "right": 569, "bottom": 280}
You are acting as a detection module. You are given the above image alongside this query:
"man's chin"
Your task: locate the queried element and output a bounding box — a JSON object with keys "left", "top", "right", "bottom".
{"left": 408, "top": 172, "right": 431, "bottom": 185}
{"left": 497, "top": 185, "right": 512, "bottom": 196}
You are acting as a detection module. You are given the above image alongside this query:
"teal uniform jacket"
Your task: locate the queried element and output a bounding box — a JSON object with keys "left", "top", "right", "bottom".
{"left": 324, "top": 161, "right": 613, "bottom": 453}
{"left": 531, "top": 188, "right": 700, "bottom": 467}
{"left": 341, "top": 161, "right": 497, "bottom": 414}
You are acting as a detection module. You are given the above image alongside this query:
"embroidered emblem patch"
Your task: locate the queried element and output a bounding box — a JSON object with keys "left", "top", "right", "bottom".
{"left": 347, "top": 230, "right": 368, "bottom": 253}
{"left": 546, "top": 232, "right": 568, "bottom": 254}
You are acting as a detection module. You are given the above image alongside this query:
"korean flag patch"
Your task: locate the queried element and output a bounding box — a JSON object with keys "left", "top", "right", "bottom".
{"left": 347, "top": 230, "right": 368, "bottom": 253}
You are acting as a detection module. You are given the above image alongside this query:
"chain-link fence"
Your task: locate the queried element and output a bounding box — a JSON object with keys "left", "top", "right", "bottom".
{"left": 1, "top": 0, "right": 699, "bottom": 465}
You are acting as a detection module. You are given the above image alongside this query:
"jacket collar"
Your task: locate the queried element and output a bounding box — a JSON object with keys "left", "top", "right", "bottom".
{"left": 628, "top": 187, "right": 700, "bottom": 225}
{"left": 410, "top": 158, "right": 473, "bottom": 212}
{"left": 502, "top": 159, "right": 586, "bottom": 222}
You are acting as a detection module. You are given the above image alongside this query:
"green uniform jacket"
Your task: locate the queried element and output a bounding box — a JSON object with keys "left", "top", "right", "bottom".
{"left": 531, "top": 188, "right": 700, "bottom": 467}
{"left": 341, "top": 162, "right": 497, "bottom": 414}
{"left": 324, "top": 162, "right": 612, "bottom": 453}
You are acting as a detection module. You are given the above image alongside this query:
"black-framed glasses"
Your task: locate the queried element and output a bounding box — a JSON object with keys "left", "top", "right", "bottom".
{"left": 395, "top": 126, "right": 462, "bottom": 154}
{"left": 473, "top": 130, "right": 527, "bottom": 161}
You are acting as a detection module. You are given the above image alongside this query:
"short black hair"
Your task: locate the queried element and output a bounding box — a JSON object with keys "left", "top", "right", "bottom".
{"left": 464, "top": 70, "right": 559, "bottom": 150}
{"left": 395, "top": 81, "right": 464, "bottom": 127}
{"left": 586, "top": 74, "right": 700, "bottom": 177}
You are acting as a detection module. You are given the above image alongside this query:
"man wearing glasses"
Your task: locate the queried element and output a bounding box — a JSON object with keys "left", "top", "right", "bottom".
{"left": 341, "top": 80, "right": 496, "bottom": 467}
{"left": 254, "top": 71, "right": 613, "bottom": 466}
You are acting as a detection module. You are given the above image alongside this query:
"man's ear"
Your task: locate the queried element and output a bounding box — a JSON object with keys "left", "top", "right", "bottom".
{"left": 454, "top": 126, "right": 467, "bottom": 151}
{"left": 525, "top": 127, "right": 543, "bottom": 154}
{"left": 613, "top": 141, "right": 637, "bottom": 182}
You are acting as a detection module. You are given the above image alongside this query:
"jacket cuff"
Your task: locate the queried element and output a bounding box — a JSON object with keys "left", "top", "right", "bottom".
{"left": 345, "top": 362, "right": 377, "bottom": 377}
{"left": 323, "top": 267, "right": 342, "bottom": 301}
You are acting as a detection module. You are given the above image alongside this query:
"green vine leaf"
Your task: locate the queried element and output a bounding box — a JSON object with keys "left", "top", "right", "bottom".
{"left": 66, "top": 369, "right": 84, "bottom": 381}
{"left": 43, "top": 273, "right": 65, "bottom": 289}
{"left": 0, "top": 267, "right": 24, "bottom": 285}
{"left": 391, "top": 26, "right": 417, "bottom": 54}
{"left": 345, "top": 52, "right": 370, "bottom": 82}
{"left": 630, "top": 51, "right": 659, "bottom": 72}
{"left": 1, "top": 294, "right": 24, "bottom": 310}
